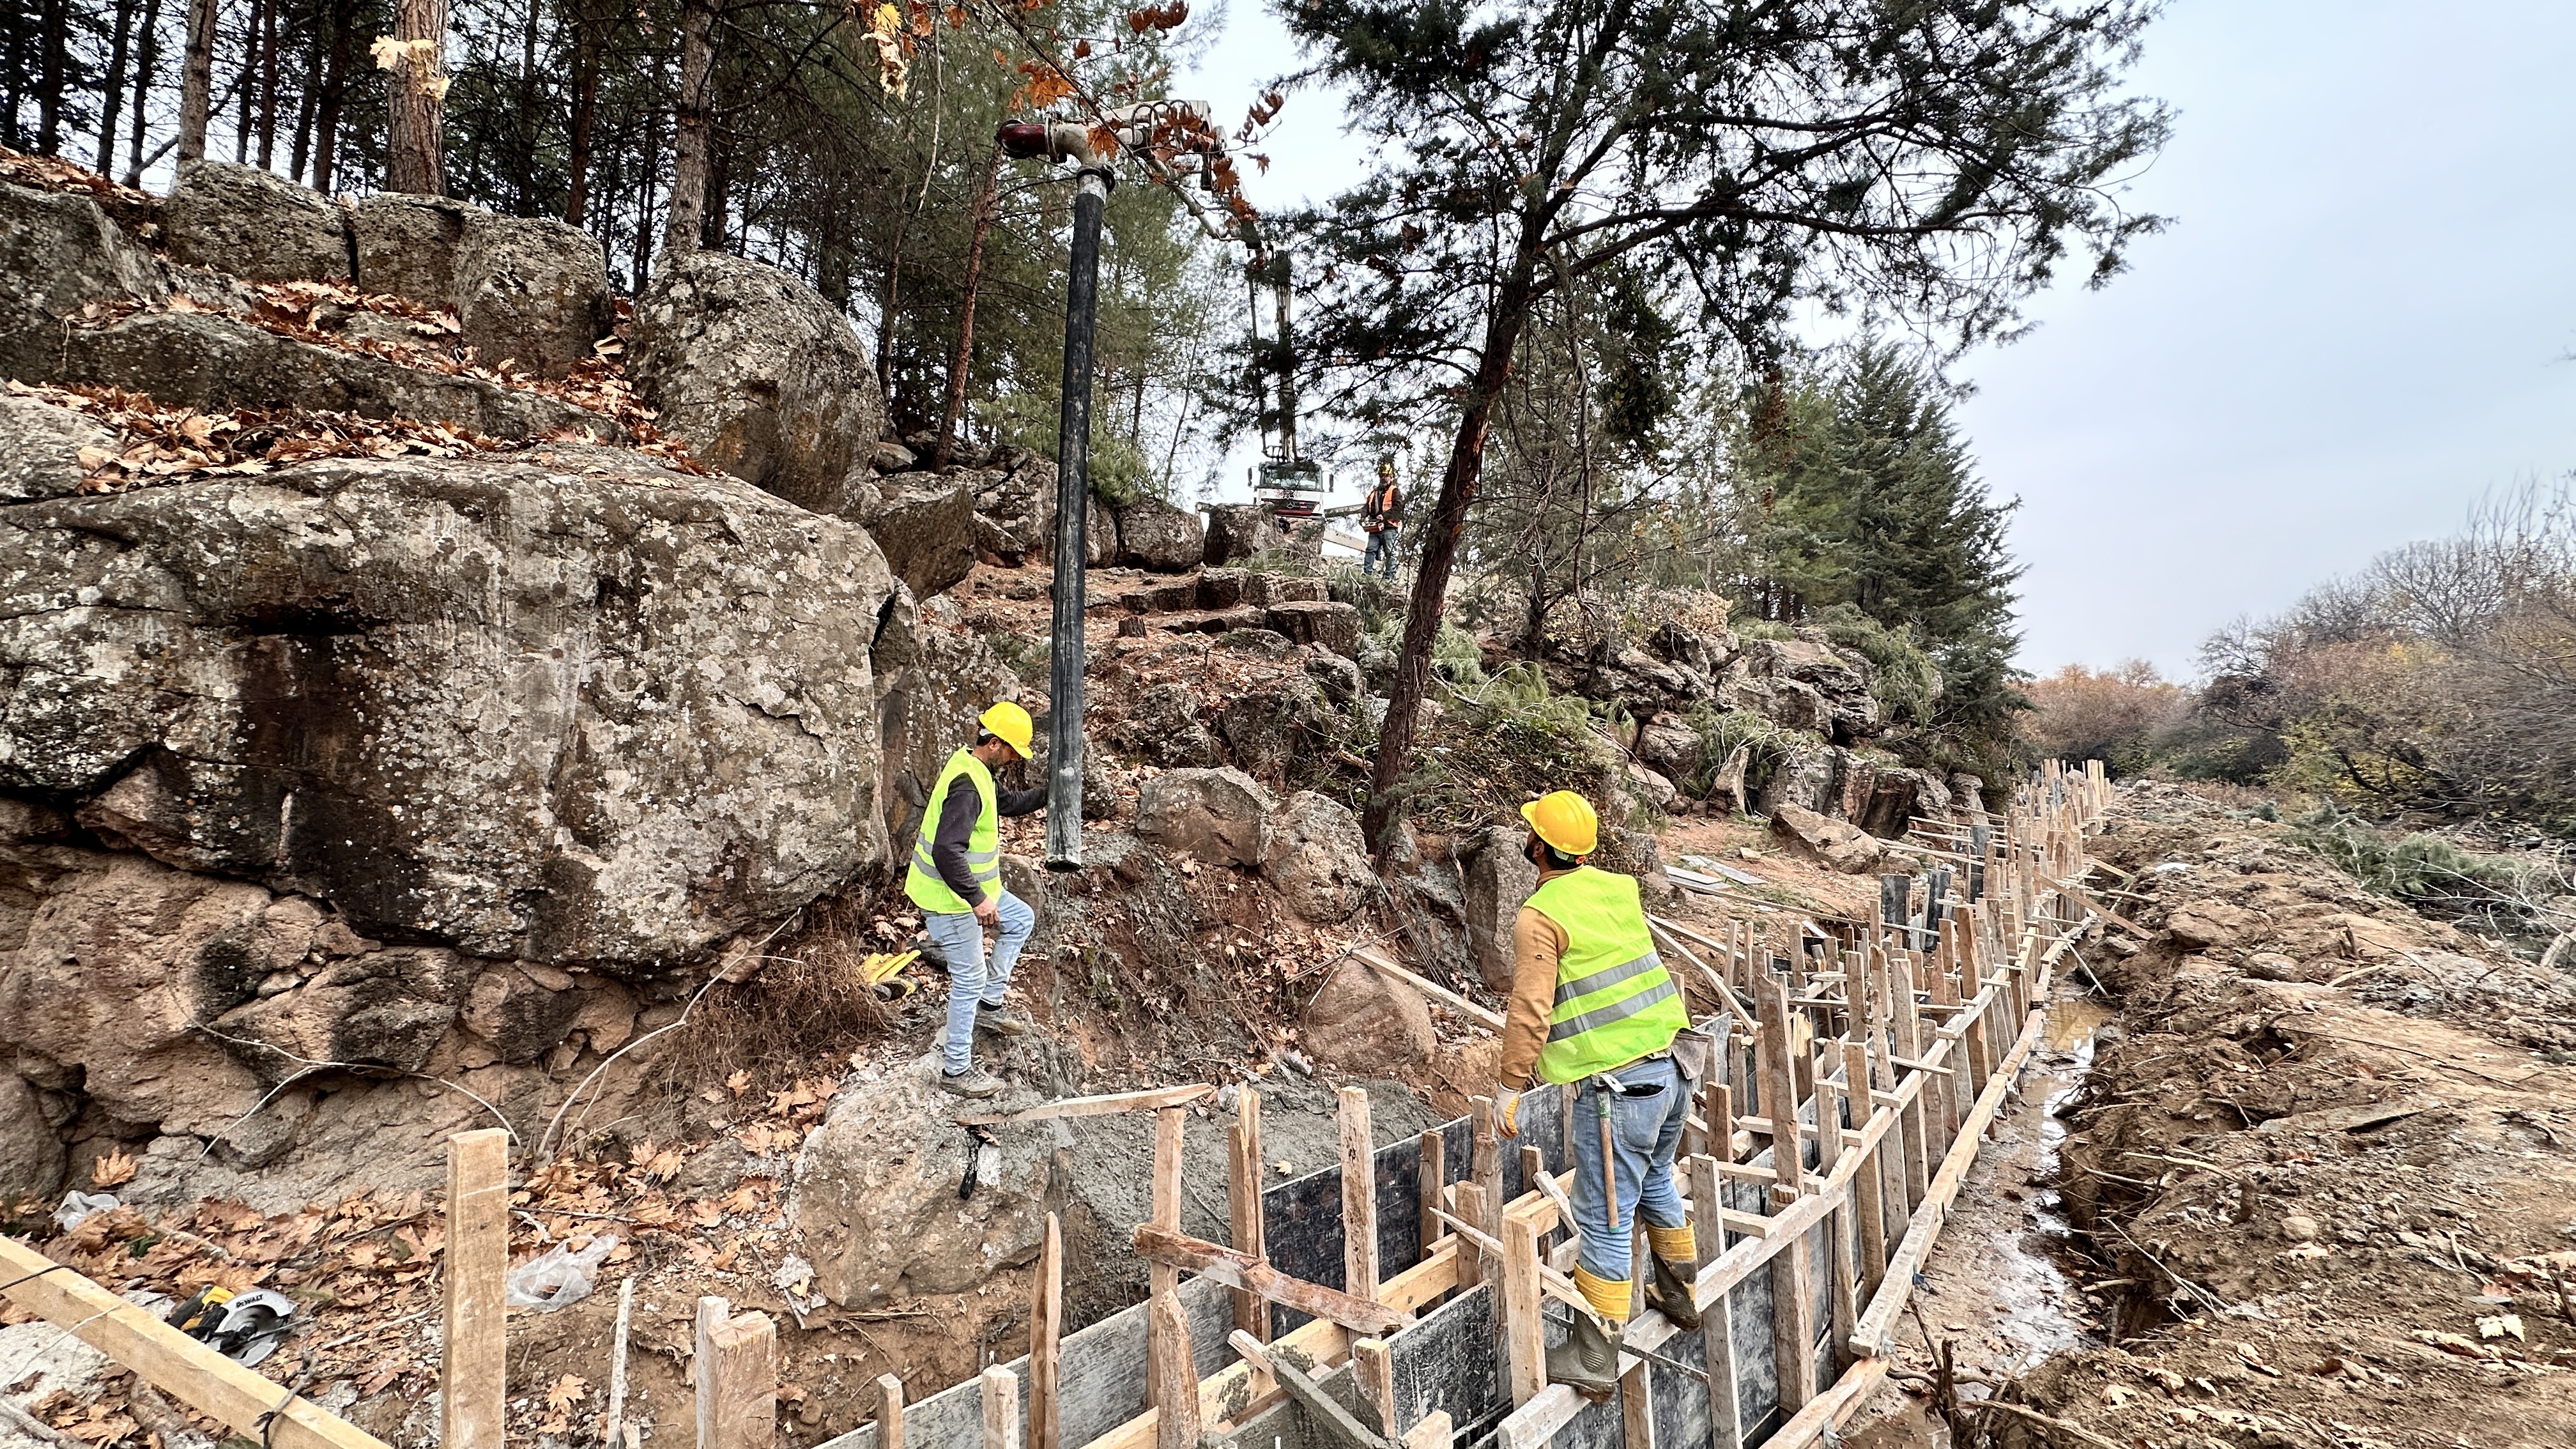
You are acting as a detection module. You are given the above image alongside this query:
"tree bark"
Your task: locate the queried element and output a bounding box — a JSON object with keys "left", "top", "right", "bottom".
{"left": 1361, "top": 272, "right": 1537, "bottom": 852}
{"left": 121, "top": 0, "right": 162, "bottom": 183}
{"left": 933, "top": 142, "right": 1002, "bottom": 470}
{"left": 176, "top": 0, "right": 215, "bottom": 165}
{"left": 233, "top": 0, "right": 256, "bottom": 162}
{"left": 515, "top": 0, "right": 540, "bottom": 209}
{"left": 309, "top": 0, "right": 353, "bottom": 192}
{"left": 254, "top": 0, "right": 280, "bottom": 168}
{"left": 661, "top": 0, "right": 717, "bottom": 255}
{"left": 36, "top": 0, "right": 68, "bottom": 156}
{"left": 384, "top": 0, "right": 448, "bottom": 195}
{"left": 287, "top": 12, "right": 319, "bottom": 181}
{"left": 95, "top": 0, "right": 139, "bottom": 173}
{"left": 563, "top": 0, "right": 602, "bottom": 226}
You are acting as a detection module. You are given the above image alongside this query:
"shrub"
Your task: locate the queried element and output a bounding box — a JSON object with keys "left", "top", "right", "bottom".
{"left": 1811, "top": 602, "right": 1942, "bottom": 724}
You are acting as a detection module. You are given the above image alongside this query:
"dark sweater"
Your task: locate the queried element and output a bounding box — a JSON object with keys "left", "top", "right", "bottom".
{"left": 931, "top": 764, "right": 1047, "bottom": 903}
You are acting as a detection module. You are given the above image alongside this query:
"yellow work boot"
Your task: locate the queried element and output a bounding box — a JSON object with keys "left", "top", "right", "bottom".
{"left": 1644, "top": 1223, "right": 1702, "bottom": 1330}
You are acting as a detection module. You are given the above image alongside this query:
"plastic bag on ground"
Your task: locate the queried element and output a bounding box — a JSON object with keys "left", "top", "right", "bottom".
{"left": 54, "top": 1191, "right": 119, "bottom": 1231}
{"left": 504, "top": 1235, "right": 618, "bottom": 1311}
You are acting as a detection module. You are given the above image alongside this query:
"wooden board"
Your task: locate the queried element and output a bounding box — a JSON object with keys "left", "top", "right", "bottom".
{"left": 443, "top": 1128, "right": 509, "bottom": 1449}
{"left": 957, "top": 1085, "right": 1215, "bottom": 1126}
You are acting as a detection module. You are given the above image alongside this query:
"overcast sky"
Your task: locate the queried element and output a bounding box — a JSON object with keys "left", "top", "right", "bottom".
{"left": 1176, "top": 2, "right": 2576, "bottom": 679}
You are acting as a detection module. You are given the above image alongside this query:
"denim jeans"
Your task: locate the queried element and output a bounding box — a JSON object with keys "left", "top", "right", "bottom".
{"left": 925, "top": 891, "right": 1036, "bottom": 1074}
{"left": 1362, "top": 528, "right": 1399, "bottom": 579}
{"left": 1568, "top": 1055, "right": 1691, "bottom": 1283}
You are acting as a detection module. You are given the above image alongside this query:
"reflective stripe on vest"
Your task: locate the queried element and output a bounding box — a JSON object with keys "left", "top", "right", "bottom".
{"left": 1528, "top": 866, "right": 1687, "bottom": 1084}
{"left": 903, "top": 748, "right": 1000, "bottom": 914}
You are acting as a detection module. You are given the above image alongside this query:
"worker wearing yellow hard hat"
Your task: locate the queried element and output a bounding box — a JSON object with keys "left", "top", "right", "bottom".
{"left": 1495, "top": 788, "right": 1699, "bottom": 1399}
{"left": 904, "top": 700, "right": 1048, "bottom": 1097}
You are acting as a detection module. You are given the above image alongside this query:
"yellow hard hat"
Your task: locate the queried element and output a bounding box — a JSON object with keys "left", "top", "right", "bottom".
{"left": 979, "top": 700, "right": 1034, "bottom": 758}
{"left": 1520, "top": 790, "right": 1598, "bottom": 856}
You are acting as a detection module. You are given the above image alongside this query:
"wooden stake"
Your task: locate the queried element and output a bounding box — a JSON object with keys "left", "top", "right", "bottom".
{"left": 1686, "top": 1155, "right": 1744, "bottom": 1449}
{"left": 1130, "top": 1227, "right": 1409, "bottom": 1336}
{"left": 981, "top": 1368, "right": 1022, "bottom": 1449}
{"left": 1812, "top": 1070, "right": 1859, "bottom": 1369}
{"left": 1502, "top": 1209, "right": 1546, "bottom": 1407}
{"left": 1147, "top": 1292, "right": 1197, "bottom": 1449}
{"left": 1340, "top": 1087, "right": 1379, "bottom": 1301}
{"left": 1756, "top": 979, "right": 1803, "bottom": 1197}
{"left": 1402, "top": 1411, "right": 1454, "bottom": 1449}
{"left": 1470, "top": 1097, "right": 1504, "bottom": 1287}
{"left": 1030, "top": 1215, "right": 1062, "bottom": 1449}
{"left": 693, "top": 1301, "right": 775, "bottom": 1449}
{"left": 1147, "top": 1106, "right": 1184, "bottom": 1407}
{"left": 876, "top": 1376, "right": 905, "bottom": 1449}
{"left": 1228, "top": 1090, "right": 1269, "bottom": 1342}
{"left": 1419, "top": 1129, "right": 1446, "bottom": 1257}
{"left": 1768, "top": 1217, "right": 1818, "bottom": 1413}
{"left": 442, "top": 1128, "right": 508, "bottom": 1449}
{"left": 1840, "top": 1043, "right": 1888, "bottom": 1296}
{"left": 1354, "top": 1338, "right": 1397, "bottom": 1436}
{"left": 605, "top": 1275, "right": 634, "bottom": 1449}
{"left": 1618, "top": 1352, "right": 1655, "bottom": 1449}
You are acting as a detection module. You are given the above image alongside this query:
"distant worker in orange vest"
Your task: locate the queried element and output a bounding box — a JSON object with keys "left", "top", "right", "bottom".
{"left": 1360, "top": 457, "right": 1404, "bottom": 580}
{"left": 1494, "top": 789, "right": 1703, "bottom": 1399}
{"left": 903, "top": 702, "right": 1048, "bottom": 1098}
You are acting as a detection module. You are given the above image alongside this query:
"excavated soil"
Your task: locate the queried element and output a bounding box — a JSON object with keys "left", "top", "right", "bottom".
{"left": 1854, "top": 785, "right": 2576, "bottom": 1449}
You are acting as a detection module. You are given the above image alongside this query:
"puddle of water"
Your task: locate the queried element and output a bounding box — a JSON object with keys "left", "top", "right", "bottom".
{"left": 2045, "top": 995, "right": 2114, "bottom": 1054}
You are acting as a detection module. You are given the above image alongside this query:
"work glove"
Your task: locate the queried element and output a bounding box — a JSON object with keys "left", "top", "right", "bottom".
{"left": 1494, "top": 1086, "right": 1523, "bottom": 1140}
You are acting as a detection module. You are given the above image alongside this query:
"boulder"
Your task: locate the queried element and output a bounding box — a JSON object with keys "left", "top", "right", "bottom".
{"left": 215, "top": 944, "right": 479, "bottom": 1073}
{"left": 0, "top": 179, "right": 169, "bottom": 380}
{"left": 1219, "top": 679, "right": 1321, "bottom": 779}
{"left": 1949, "top": 772, "right": 1987, "bottom": 817}
{"left": 1114, "top": 498, "right": 1204, "bottom": 572}
{"left": 1625, "top": 760, "right": 1678, "bottom": 813}
{"left": 1636, "top": 719, "right": 1704, "bottom": 787}
{"left": 631, "top": 249, "right": 886, "bottom": 514}
{"left": 1195, "top": 568, "right": 1250, "bottom": 610}
{"left": 1768, "top": 804, "right": 1884, "bottom": 874}
{"left": 873, "top": 440, "right": 917, "bottom": 471}
{"left": 1463, "top": 825, "right": 1538, "bottom": 993}
{"left": 1133, "top": 767, "right": 1275, "bottom": 868}
{"left": 1300, "top": 960, "right": 1434, "bottom": 1072}
{"left": 1246, "top": 573, "right": 1330, "bottom": 607}
{"left": 0, "top": 397, "right": 898, "bottom": 968}
{"left": 351, "top": 192, "right": 471, "bottom": 307}
{"left": 1305, "top": 650, "right": 1363, "bottom": 703}
{"left": 1085, "top": 494, "right": 1118, "bottom": 565}
{"left": 1111, "top": 683, "right": 1220, "bottom": 769}
{"left": 873, "top": 597, "right": 1022, "bottom": 845}
{"left": 1082, "top": 753, "right": 1134, "bottom": 821}
{"left": 1721, "top": 674, "right": 1831, "bottom": 735}
{"left": 2166, "top": 901, "right": 2257, "bottom": 951}
{"left": 51, "top": 310, "right": 622, "bottom": 442}
{"left": 1202, "top": 502, "right": 1271, "bottom": 565}
{"left": 792, "top": 1057, "right": 1057, "bottom": 1306}
{"left": 1259, "top": 792, "right": 1374, "bottom": 924}
{"left": 161, "top": 160, "right": 350, "bottom": 283}
{"left": 453, "top": 212, "right": 613, "bottom": 378}
{"left": 1266, "top": 600, "right": 1363, "bottom": 657}
{"left": 865, "top": 476, "right": 977, "bottom": 599}
{"left": 0, "top": 1072, "right": 65, "bottom": 1198}
{"left": 1757, "top": 739, "right": 1841, "bottom": 818}
{"left": 967, "top": 454, "right": 1058, "bottom": 565}
{"left": 1, "top": 390, "right": 118, "bottom": 503}
{"left": 1857, "top": 768, "right": 1951, "bottom": 839}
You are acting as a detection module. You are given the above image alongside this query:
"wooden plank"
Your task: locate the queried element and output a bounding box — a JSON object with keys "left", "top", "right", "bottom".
{"left": 606, "top": 1276, "right": 636, "bottom": 1449}
{"left": 1132, "top": 1226, "right": 1408, "bottom": 1335}
{"left": 877, "top": 1376, "right": 905, "bottom": 1449}
{"left": 1149, "top": 1107, "right": 1184, "bottom": 1407}
{"left": 1767, "top": 1214, "right": 1817, "bottom": 1413}
{"left": 1341, "top": 1087, "right": 1380, "bottom": 1302}
{"left": 0, "top": 1237, "right": 389, "bottom": 1449}
{"left": 1147, "top": 1294, "right": 1197, "bottom": 1449}
{"left": 1401, "top": 1411, "right": 1453, "bottom": 1449}
{"left": 1503, "top": 1209, "right": 1546, "bottom": 1407}
{"left": 1812, "top": 1073, "right": 1859, "bottom": 1368}
{"left": 1840, "top": 1045, "right": 1887, "bottom": 1296}
{"left": 1646, "top": 918, "right": 1759, "bottom": 1036}
{"left": 1030, "top": 1215, "right": 1063, "bottom": 1449}
{"left": 1352, "top": 946, "right": 1505, "bottom": 1029}
{"left": 696, "top": 1303, "right": 776, "bottom": 1449}
{"left": 982, "top": 1368, "right": 1022, "bottom": 1449}
{"left": 1685, "top": 1156, "right": 1744, "bottom": 1449}
{"left": 1756, "top": 979, "right": 1802, "bottom": 1197}
{"left": 958, "top": 1084, "right": 1213, "bottom": 1126}
{"left": 1229, "top": 1091, "right": 1269, "bottom": 1342}
{"left": 1470, "top": 1097, "right": 1503, "bottom": 1288}
{"left": 1619, "top": 1353, "right": 1655, "bottom": 1449}
{"left": 1354, "top": 1338, "right": 1397, "bottom": 1436}
{"left": 443, "top": 1128, "right": 509, "bottom": 1449}
{"left": 1418, "top": 1130, "right": 1446, "bottom": 1257}
{"left": 1761, "top": 1358, "right": 1890, "bottom": 1449}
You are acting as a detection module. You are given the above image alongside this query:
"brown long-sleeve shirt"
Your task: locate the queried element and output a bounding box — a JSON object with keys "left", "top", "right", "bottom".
{"left": 1498, "top": 864, "right": 1577, "bottom": 1091}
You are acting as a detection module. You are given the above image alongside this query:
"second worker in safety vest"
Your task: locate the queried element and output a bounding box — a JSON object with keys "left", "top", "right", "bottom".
{"left": 1494, "top": 788, "right": 1702, "bottom": 1399}
{"left": 904, "top": 701, "right": 1048, "bottom": 1098}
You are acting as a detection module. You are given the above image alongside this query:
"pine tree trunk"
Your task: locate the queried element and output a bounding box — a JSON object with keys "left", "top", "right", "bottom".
{"left": 933, "top": 142, "right": 1001, "bottom": 470}
{"left": 121, "top": 0, "right": 162, "bottom": 183}
{"left": 516, "top": 0, "right": 540, "bottom": 209}
{"left": 384, "top": 0, "right": 448, "bottom": 195}
{"left": 233, "top": 0, "right": 257, "bottom": 162}
{"left": 254, "top": 0, "right": 280, "bottom": 168}
{"left": 1361, "top": 273, "right": 1537, "bottom": 852}
{"left": 96, "top": 0, "right": 138, "bottom": 173}
{"left": 36, "top": 0, "right": 68, "bottom": 155}
{"left": 288, "top": 17, "right": 319, "bottom": 181}
{"left": 563, "top": 0, "right": 602, "bottom": 226}
{"left": 661, "top": 0, "right": 716, "bottom": 255}
{"left": 176, "top": 0, "right": 215, "bottom": 165}
{"left": 309, "top": 0, "right": 352, "bottom": 192}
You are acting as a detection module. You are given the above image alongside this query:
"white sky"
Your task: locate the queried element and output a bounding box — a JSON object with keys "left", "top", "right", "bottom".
{"left": 1174, "top": 1, "right": 2576, "bottom": 678}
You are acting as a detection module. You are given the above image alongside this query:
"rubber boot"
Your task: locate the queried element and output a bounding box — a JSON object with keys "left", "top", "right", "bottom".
{"left": 1647, "top": 1254, "right": 1703, "bottom": 1331}
{"left": 1545, "top": 1310, "right": 1619, "bottom": 1400}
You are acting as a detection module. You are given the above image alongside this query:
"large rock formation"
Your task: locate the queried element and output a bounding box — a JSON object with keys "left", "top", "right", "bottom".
{"left": 1258, "top": 792, "right": 1374, "bottom": 924}
{"left": 631, "top": 250, "right": 886, "bottom": 515}
{"left": 1462, "top": 825, "right": 1538, "bottom": 992}
{"left": 1113, "top": 498, "right": 1203, "bottom": 572}
{"left": 452, "top": 213, "right": 617, "bottom": 378}
{"left": 0, "top": 402, "right": 897, "bottom": 968}
{"left": 1, "top": 178, "right": 169, "bottom": 379}
{"left": 162, "top": 160, "right": 351, "bottom": 283}
{"left": 1134, "top": 768, "right": 1273, "bottom": 868}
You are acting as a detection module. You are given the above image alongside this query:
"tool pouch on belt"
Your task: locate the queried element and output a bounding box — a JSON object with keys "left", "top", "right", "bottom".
{"left": 1667, "top": 1023, "right": 1719, "bottom": 1087}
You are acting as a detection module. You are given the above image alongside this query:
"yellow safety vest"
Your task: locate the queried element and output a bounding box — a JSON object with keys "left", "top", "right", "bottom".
{"left": 904, "top": 749, "right": 1000, "bottom": 914}
{"left": 1528, "top": 866, "right": 1685, "bottom": 1084}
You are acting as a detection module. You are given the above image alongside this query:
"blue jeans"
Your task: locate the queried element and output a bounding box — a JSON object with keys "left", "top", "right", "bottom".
{"left": 926, "top": 891, "right": 1036, "bottom": 1074}
{"left": 1568, "top": 1055, "right": 1691, "bottom": 1283}
{"left": 1363, "top": 528, "right": 1398, "bottom": 579}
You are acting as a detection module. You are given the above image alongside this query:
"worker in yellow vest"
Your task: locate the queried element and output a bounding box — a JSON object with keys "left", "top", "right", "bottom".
{"left": 904, "top": 702, "right": 1048, "bottom": 1098}
{"left": 1493, "top": 790, "right": 1700, "bottom": 1398}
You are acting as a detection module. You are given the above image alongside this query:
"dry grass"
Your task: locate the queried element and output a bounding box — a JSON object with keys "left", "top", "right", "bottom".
{"left": 656, "top": 894, "right": 901, "bottom": 1098}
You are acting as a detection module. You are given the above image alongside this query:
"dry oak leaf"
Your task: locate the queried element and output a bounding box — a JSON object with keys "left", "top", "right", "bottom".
{"left": 89, "top": 1147, "right": 138, "bottom": 1188}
